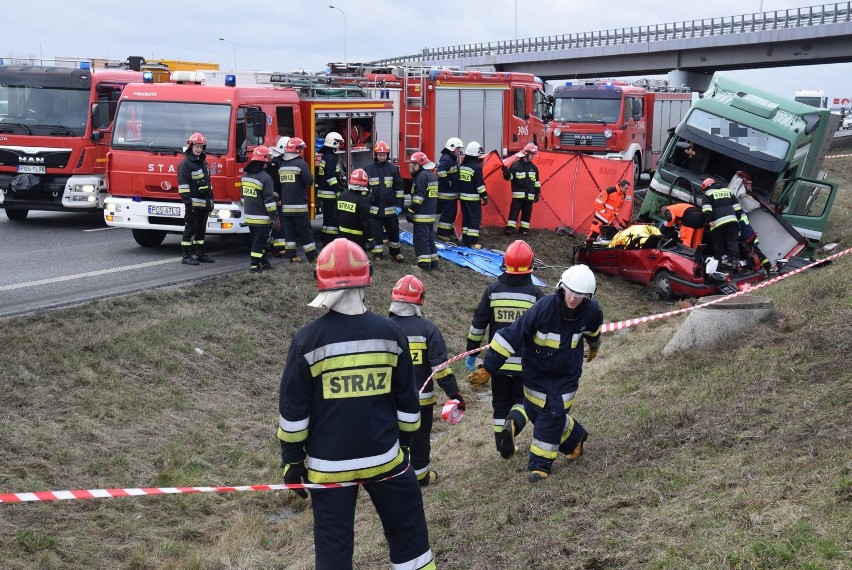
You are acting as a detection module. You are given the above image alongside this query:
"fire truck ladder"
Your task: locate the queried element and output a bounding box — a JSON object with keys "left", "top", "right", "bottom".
{"left": 399, "top": 66, "right": 426, "bottom": 160}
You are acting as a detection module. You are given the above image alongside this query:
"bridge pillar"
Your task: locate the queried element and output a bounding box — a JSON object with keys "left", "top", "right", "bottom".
{"left": 668, "top": 69, "right": 712, "bottom": 93}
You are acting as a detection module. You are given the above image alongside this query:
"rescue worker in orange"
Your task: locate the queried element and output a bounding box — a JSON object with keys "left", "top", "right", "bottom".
{"left": 587, "top": 179, "right": 630, "bottom": 245}
{"left": 241, "top": 146, "right": 279, "bottom": 273}
{"left": 503, "top": 143, "right": 541, "bottom": 236}
{"left": 701, "top": 177, "right": 743, "bottom": 269}
{"left": 388, "top": 274, "right": 464, "bottom": 486}
{"left": 466, "top": 240, "right": 544, "bottom": 458}
{"left": 659, "top": 202, "right": 705, "bottom": 248}
{"left": 406, "top": 152, "right": 440, "bottom": 271}
{"left": 177, "top": 132, "right": 215, "bottom": 265}
{"left": 277, "top": 238, "right": 434, "bottom": 570}
{"left": 467, "top": 264, "right": 602, "bottom": 482}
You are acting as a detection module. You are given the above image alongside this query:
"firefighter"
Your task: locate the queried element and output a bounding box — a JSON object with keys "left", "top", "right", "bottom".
{"left": 503, "top": 143, "right": 541, "bottom": 236}
{"left": 241, "top": 146, "right": 279, "bottom": 273}
{"left": 267, "top": 136, "right": 289, "bottom": 256}
{"left": 277, "top": 137, "right": 319, "bottom": 263}
{"left": 177, "top": 132, "right": 215, "bottom": 265}
{"left": 587, "top": 179, "right": 630, "bottom": 245}
{"left": 457, "top": 141, "right": 489, "bottom": 249}
{"left": 337, "top": 169, "right": 373, "bottom": 253}
{"left": 435, "top": 137, "right": 464, "bottom": 242}
{"left": 467, "top": 264, "right": 602, "bottom": 482}
{"left": 277, "top": 238, "right": 434, "bottom": 570}
{"left": 365, "top": 141, "right": 405, "bottom": 262}
{"left": 406, "top": 152, "right": 439, "bottom": 271}
{"left": 465, "top": 240, "right": 544, "bottom": 458}
{"left": 388, "top": 274, "right": 464, "bottom": 486}
{"left": 660, "top": 202, "right": 705, "bottom": 248}
{"left": 316, "top": 132, "right": 346, "bottom": 245}
{"left": 701, "top": 177, "right": 743, "bottom": 269}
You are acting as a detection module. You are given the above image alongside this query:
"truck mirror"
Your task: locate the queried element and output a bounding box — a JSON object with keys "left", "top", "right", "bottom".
{"left": 801, "top": 114, "right": 820, "bottom": 136}
{"left": 91, "top": 130, "right": 103, "bottom": 143}
{"left": 252, "top": 111, "right": 267, "bottom": 138}
{"left": 90, "top": 102, "right": 102, "bottom": 130}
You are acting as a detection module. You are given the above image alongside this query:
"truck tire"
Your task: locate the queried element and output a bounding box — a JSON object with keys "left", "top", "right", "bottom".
{"left": 4, "top": 208, "right": 29, "bottom": 221}
{"left": 132, "top": 229, "right": 167, "bottom": 248}
{"left": 652, "top": 270, "right": 674, "bottom": 301}
{"left": 633, "top": 153, "right": 642, "bottom": 187}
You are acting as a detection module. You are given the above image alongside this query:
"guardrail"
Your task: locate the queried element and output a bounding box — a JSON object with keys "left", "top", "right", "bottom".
{"left": 371, "top": 3, "right": 852, "bottom": 66}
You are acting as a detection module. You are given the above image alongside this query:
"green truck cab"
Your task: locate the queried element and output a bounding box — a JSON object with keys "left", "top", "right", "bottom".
{"left": 640, "top": 73, "right": 840, "bottom": 254}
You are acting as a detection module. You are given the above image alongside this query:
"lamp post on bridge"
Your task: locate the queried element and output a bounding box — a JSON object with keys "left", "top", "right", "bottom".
{"left": 218, "top": 37, "right": 237, "bottom": 72}
{"left": 328, "top": 5, "right": 347, "bottom": 69}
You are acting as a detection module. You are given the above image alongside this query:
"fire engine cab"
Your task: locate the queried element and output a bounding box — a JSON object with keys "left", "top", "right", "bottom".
{"left": 104, "top": 71, "right": 393, "bottom": 247}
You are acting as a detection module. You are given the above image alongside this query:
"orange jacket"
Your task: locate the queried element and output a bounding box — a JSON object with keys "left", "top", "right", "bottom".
{"left": 593, "top": 186, "right": 626, "bottom": 225}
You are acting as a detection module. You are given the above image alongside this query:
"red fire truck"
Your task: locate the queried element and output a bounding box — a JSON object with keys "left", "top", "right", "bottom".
{"left": 274, "top": 65, "right": 549, "bottom": 181}
{"left": 546, "top": 79, "right": 692, "bottom": 185}
{"left": 104, "top": 71, "right": 394, "bottom": 247}
{"left": 0, "top": 64, "right": 142, "bottom": 220}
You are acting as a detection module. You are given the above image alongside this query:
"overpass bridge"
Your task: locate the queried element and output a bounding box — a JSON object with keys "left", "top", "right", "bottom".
{"left": 369, "top": 3, "right": 852, "bottom": 91}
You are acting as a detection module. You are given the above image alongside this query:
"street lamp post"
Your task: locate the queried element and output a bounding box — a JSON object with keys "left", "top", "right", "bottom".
{"left": 218, "top": 37, "right": 237, "bottom": 72}
{"left": 328, "top": 5, "right": 347, "bottom": 69}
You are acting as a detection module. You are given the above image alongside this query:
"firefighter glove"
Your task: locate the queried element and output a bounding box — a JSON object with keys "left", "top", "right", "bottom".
{"left": 451, "top": 393, "right": 466, "bottom": 411}
{"left": 502, "top": 165, "right": 512, "bottom": 180}
{"left": 534, "top": 192, "right": 540, "bottom": 203}
{"left": 586, "top": 348, "right": 599, "bottom": 362}
{"left": 272, "top": 219, "right": 281, "bottom": 232}
{"left": 481, "top": 194, "right": 489, "bottom": 206}
{"left": 395, "top": 206, "right": 403, "bottom": 216}
{"left": 466, "top": 367, "right": 491, "bottom": 387}
{"left": 283, "top": 462, "right": 308, "bottom": 499}
{"left": 405, "top": 209, "right": 415, "bottom": 224}
{"left": 464, "top": 355, "right": 477, "bottom": 372}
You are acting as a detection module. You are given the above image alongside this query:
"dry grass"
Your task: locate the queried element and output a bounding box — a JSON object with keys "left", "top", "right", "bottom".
{"left": 1, "top": 158, "right": 851, "bottom": 569}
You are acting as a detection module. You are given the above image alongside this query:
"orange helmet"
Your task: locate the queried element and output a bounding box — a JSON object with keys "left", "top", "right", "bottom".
{"left": 251, "top": 146, "right": 272, "bottom": 163}
{"left": 314, "top": 238, "right": 372, "bottom": 291}
{"left": 285, "top": 137, "right": 306, "bottom": 153}
{"left": 187, "top": 132, "right": 207, "bottom": 147}
{"left": 349, "top": 168, "right": 369, "bottom": 187}
{"left": 391, "top": 274, "right": 425, "bottom": 305}
{"left": 374, "top": 141, "right": 390, "bottom": 154}
{"left": 701, "top": 177, "right": 717, "bottom": 191}
{"left": 523, "top": 143, "right": 539, "bottom": 155}
{"left": 503, "top": 240, "right": 535, "bottom": 274}
{"left": 410, "top": 151, "right": 431, "bottom": 166}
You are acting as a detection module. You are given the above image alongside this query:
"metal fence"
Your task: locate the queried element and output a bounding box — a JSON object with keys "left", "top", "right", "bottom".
{"left": 371, "top": 2, "right": 852, "bottom": 66}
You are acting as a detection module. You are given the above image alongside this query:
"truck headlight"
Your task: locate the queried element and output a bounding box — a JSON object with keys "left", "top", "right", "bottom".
{"left": 553, "top": 128, "right": 562, "bottom": 137}
{"left": 105, "top": 202, "right": 119, "bottom": 213}
{"left": 211, "top": 209, "right": 233, "bottom": 219}
{"left": 73, "top": 184, "right": 97, "bottom": 193}
{"left": 604, "top": 129, "right": 613, "bottom": 139}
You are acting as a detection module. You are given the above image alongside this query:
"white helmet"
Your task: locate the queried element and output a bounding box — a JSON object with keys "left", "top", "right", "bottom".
{"left": 465, "top": 141, "right": 484, "bottom": 157}
{"left": 324, "top": 132, "right": 344, "bottom": 149}
{"left": 445, "top": 137, "right": 464, "bottom": 152}
{"left": 271, "top": 136, "right": 290, "bottom": 157}
{"left": 557, "top": 264, "right": 596, "bottom": 295}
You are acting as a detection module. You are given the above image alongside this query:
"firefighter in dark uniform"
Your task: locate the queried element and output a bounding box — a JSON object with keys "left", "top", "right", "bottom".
{"left": 466, "top": 240, "right": 544, "bottom": 458}
{"left": 337, "top": 169, "right": 373, "bottom": 253}
{"left": 701, "top": 177, "right": 743, "bottom": 268}
{"left": 389, "top": 274, "right": 465, "bottom": 486}
{"left": 241, "top": 146, "right": 279, "bottom": 273}
{"left": 177, "top": 132, "right": 215, "bottom": 265}
{"left": 365, "top": 141, "right": 405, "bottom": 262}
{"left": 316, "top": 132, "right": 346, "bottom": 245}
{"left": 277, "top": 137, "right": 318, "bottom": 263}
{"left": 267, "top": 136, "right": 289, "bottom": 256}
{"left": 406, "top": 152, "right": 439, "bottom": 271}
{"left": 468, "top": 264, "right": 602, "bottom": 482}
{"left": 503, "top": 143, "right": 541, "bottom": 236}
{"left": 277, "top": 238, "right": 435, "bottom": 570}
{"left": 457, "top": 141, "right": 489, "bottom": 249}
{"left": 435, "top": 137, "right": 464, "bottom": 241}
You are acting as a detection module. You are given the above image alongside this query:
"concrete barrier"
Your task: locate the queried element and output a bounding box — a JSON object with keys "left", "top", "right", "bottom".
{"left": 662, "top": 295, "right": 775, "bottom": 356}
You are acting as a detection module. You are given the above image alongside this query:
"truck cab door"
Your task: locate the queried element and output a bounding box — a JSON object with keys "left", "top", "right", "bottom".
{"left": 528, "top": 88, "right": 548, "bottom": 149}
{"left": 773, "top": 177, "right": 837, "bottom": 248}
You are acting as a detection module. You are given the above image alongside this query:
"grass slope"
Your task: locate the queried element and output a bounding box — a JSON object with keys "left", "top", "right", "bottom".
{"left": 1, "top": 158, "right": 850, "bottom": 569}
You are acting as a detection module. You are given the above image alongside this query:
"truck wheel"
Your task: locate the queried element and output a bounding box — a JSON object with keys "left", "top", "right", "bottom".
{"left": 633, "top": 153, "right": 642, "bottom": 187}
{"left": 5, "top": 208, "right": 29, "bottom": 221}
{"left": 653, "top": 270, "right": 674, "bottom": 301}
{"left": 132, "top": 229, "right": 167, "bottom": 248}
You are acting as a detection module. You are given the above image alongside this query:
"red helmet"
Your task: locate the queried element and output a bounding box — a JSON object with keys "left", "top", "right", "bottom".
{"left": 391, "top": 274, "right": 425, "bottom": 305}
{"left": 410, "top": 151, "right": 431, "bottom": 166}
{"left": 349, "top": 168, "right": 369, "bottom": 187}
{"left": 285, "top": 137, "right": 306, "bottom": 153}
{"left": 374, "top": 141, "right": 390, "bottom": 154}
{"left": 187, "top": 132, "right": 207, "bottom": 147}
{"left": 314, "top": 238, "right": 372, "bottom": 291}
{"left": 701, "top": 177, "right": 717, "bottom": 191}
{"left": 251, "top": 146, "right": 272, "bottom": 163}
{"left": 503, "top": 240, "right": 534, "bottom": 274}
{"left": 523, "top": 143, "right": 539, "bottom": 155}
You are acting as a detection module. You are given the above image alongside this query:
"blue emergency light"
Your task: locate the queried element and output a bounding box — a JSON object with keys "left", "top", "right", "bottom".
{"left": 142, "top": 71, "right": 154, "bottom": 83}
{"left": 79, "top": 61, "right": 91, "bottom": 70}
{"left": 225, "top": 74, "right": 237, "bottom": 87}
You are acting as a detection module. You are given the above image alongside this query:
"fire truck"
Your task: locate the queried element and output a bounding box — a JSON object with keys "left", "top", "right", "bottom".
{"left": 546, "top": 79, "right": 692, "bottom": 185}
{"left": 273, "top": 65, "right": 549, "bottom": 182}
{"left": 104, "top": 71, "right": 394, "bottom": 247}
{"left": 0, "top": 63, "right": 143, "bottom": 220}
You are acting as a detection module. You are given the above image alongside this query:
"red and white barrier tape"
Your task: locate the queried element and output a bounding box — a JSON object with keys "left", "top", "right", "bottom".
{"left": 825, "top": 153, "right": 852, "bottom": 159}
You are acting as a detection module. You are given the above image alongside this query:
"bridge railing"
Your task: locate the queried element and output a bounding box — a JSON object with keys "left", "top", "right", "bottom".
{"left": 371, "top": 3, "right": 851, "bottom": 65}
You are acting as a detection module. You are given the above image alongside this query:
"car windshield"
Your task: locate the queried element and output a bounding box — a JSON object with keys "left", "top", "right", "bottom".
{"left": 552, "top": 96, "right": 621, "bottom": 123}
{"left": 684, "top": 109, "right": 789, "bottom": 160}
{"left": 0, "top": 84, "right": 89, "bottom": 136}
{"left": 111, "top": 101, "right": 231, "bottom": 154}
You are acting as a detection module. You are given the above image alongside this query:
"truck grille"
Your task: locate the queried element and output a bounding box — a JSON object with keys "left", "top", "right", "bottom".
{"left": 559, "top": 132, "right": 607, "bottom": 148}
{"left": 0, "top": 148, "right": 72, "bottom": 169}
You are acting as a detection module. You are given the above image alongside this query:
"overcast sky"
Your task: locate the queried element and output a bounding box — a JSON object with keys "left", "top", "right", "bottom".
{"left": 3, "top": 0, "right": 850, "bottom": 103}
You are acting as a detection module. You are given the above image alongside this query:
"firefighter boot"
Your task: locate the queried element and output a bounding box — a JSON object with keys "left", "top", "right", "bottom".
{"left": 498, "top": 417, "right": 518, "bottom": 459}
{"left": 182, "top": 246, "right": 199, "bottom": 265}
{"left": 260, "top": 255, "right": 273, "bottom": 271}
{"left": 195, "top": 245, "right": 215, "bottom": 263}
{"left": 249, "top": 262, "right": 262, "bottom": 273}
{"left": 418, "top": 470, "right": 438, "bottom": 488}
{"left": 528, "top": 470, "right": 550, "bottom": 482}
{"left": 566, "top": 431, "right": 588, "bottom": 460}
{"left": 504, "top": 226, "right": 515, "bottom": 236}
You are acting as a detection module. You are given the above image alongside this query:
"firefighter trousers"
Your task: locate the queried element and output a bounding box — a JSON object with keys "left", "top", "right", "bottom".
{"left": 506, "top": 198, "right": 534, "bottom": 232}
{"left": 371, "top": 215, "right": 402, "bottom": 259}
{"left": 270, "top": 204, "right": 286, "bottom": 253}
{"left": 248, "top": 225, "right": 271, "bottom": 266}
{"left": 436, "top": 198, "right": 459, "bottom": 238}
{"left": 282, "top": 215, "right": 318, "bottom": 261}
{"left": 709, "top": 222, "right": 740, "bottom": 261}
{"left": 524, "top": 399, "right": 587, "bottom": 474}
{"left": 309, "top": 466, "right": 434, "bottom": 570}
{"left": 492, "top": 373, "right": 527, "bottom": 446}
{"left": 412, "top": 222, "right": 438, "bottom": 269}
{"left": 318, "top": 197, "right": 339, "bottom": 245}
{"left": 411, "top": 403, "right": 434, "bottom": 483}
{"left": 459, "top": 199, "right": 482, "bottom": 246}
{"left": 181, "top": 207, "right": 209, "bottom": 248}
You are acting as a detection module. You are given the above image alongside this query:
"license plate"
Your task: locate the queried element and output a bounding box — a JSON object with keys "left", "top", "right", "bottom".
{"left": 575, "top": 135, "right": 593, "bottom": 143}
{"left": 17, "top": 165, "right": 45, "bottom": 174}
{"left": 148, "top": 205, "right": 182, "bottom": 216}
